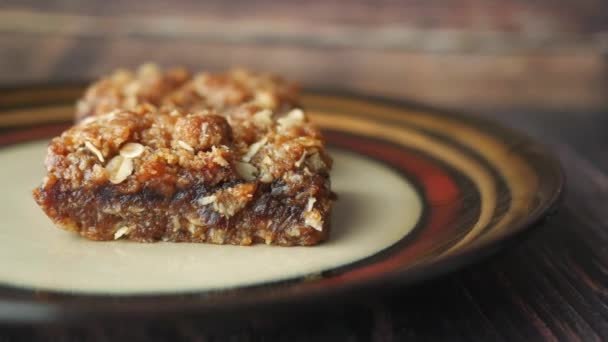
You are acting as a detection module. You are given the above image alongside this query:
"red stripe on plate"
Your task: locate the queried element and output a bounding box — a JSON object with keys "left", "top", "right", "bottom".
{"left": 321, "top": 131, "right": 463, "bottom": 283}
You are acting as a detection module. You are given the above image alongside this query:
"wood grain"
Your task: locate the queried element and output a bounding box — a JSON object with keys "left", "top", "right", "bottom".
{"left": 1, "top": 2, "right": 607, "bottom": 111}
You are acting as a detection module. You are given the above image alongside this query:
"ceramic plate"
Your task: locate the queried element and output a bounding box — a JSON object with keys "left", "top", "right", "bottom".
{"left": 0, "top": 85, "right": 562, "bottom": 323}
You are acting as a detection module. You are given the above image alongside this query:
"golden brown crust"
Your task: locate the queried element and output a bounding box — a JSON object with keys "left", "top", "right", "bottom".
{"left": 75, "top": 64, "right": 192, "bottom": 122}
{"left": 76, "top": 64, "right": 300, "bottom": 122}
{"left": 34, "top": 68, "right": 332, "bottom": 246}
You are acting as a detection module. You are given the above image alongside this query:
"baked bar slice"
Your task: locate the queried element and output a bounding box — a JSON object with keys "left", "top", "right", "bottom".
{"left": 76, "top": 64, "right": 300, "bottom": 122}
{"left": 33, "top": 103, "right": 333, "bottom": 246}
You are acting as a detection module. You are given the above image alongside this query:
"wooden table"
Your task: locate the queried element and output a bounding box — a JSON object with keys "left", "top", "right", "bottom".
{"left": 1, "top": 2, "right": 607, "bottom": 340}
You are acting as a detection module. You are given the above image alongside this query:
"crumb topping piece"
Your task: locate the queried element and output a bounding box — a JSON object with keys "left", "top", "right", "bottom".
{"left": 76, "top": 64, "right": 300, "bottom": 122}
{"left": 241, "top": 137, "right": 267, "bottom": 162}
{"left": 114, "top": 226, "right": 132, "bottom": 240}
{"left": 119, "top": 142, "right": 145, "bottom": 158}
{"left": 105, "top": 155, "right": 134, "bottom": 184}
{"left": 84, "top": 141, "right": 105, "bottom": 162}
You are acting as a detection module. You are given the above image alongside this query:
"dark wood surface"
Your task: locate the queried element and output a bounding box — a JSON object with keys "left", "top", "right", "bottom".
{"left": 1, "top": 2, "right": 607, "bottom": 341}
{"left": 1, "top": 1, "right": 608, "bottom": 112}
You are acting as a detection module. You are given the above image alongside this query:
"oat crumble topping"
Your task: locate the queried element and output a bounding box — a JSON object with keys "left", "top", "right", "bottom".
{"left": 33, "top": 65, "right": 333, "bottom": 246}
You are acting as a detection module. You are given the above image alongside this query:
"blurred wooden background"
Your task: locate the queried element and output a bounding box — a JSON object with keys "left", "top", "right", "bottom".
{"left": 1, "top": 0, "right": 607, "bottom": 111}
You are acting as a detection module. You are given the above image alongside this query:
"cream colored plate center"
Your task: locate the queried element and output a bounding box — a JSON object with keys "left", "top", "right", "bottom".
{"left": 0, "top": 141, "right": 422, "bottom": 295}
